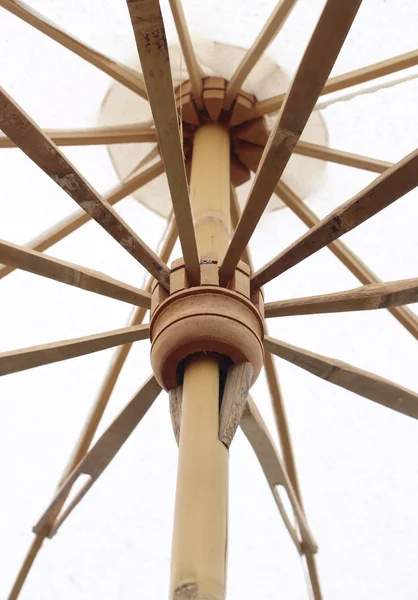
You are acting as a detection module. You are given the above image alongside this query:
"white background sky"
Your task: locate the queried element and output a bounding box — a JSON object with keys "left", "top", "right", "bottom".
{"left": 1, "top": 1, "right": 418, "bottom": 598}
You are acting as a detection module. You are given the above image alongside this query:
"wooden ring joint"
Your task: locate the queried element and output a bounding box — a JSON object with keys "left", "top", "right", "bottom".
{"left": 150, "top": 253, "right": 264, "bottom": 390}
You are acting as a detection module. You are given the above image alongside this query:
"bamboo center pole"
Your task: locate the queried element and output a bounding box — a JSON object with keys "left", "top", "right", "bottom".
{"left": 188, "top": 124, "right": 230, "bottom": 261}
{"left": 170, "top": 123, "right": 230, "bottom": 600}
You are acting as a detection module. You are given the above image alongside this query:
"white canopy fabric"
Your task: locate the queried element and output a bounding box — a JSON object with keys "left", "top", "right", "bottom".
{"left": 0, "top": 1, "right": 417, "bottom": 599}
{"left": 100, "top": 38, "right": 327, "bottom": 215}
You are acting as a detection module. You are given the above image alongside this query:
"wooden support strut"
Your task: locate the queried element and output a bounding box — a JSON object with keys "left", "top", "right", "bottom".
{"left": 169, "top": 123, "right": 230, "bottom": 600}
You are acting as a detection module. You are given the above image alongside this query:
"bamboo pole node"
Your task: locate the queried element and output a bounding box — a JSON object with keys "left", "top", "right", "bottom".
{"left": 150, "top": 254, "right": 264, "bottom": 390}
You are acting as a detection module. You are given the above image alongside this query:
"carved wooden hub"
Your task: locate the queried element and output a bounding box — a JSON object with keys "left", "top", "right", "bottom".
{"left": 150, "top": 253, "right": 264, "bottom": 390}
{"left": 175, "top": 77, "right": 270, "bottom": 186}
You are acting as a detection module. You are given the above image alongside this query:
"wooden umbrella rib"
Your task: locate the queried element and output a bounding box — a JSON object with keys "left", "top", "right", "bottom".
{"left": 0, "top": 0, "right": 148, "bottom": 99}
{"left": 0, "top": 324, "right": 149, "bottom": 376}
{"left": 0, "top": 239, "right": 152, "bottom": 307}
{"left": 274, "top": 181, "right": 418, "bottom": 339}
{"left": 230, "top": 186, "right": 300, "bottom": 503}
{"left": 224, "top": 0, "right": 297, "bottom": 109}
{"left": 322, "top": 47, "right": 418, "bottom": 96}
{"left": 7, "top": 536, "right": 44, "bottom": 600}
{"left": 219, "top": 0, "right": 363, "bottom": 286}
{"left": 0, "top": 89, "right": 170, "bottom": 289}
{"left": 253, "top": 48, "right": 418, "bottom": 117}
{"left": 229, "top": 185, "right": 251, "bottom": 267}
{"left": 252, "top": 147, "right": 418, "bottom": 290}
{"left": 253, "top": 93, "right": 285, "bottom": 118}
{"left": 230, "top": 186, "right": 322, "bottom": 597}
{"left": 68, "top": 220, "right": 177, "bottom": 467}
{"left": 0, "top": 160, "right": 165, "bottom": 282}
{"left": 230, "top": 188, "right": 302, "bottom": 502}
{"left": 266, "top": 181, "right": 415, "bottom": 593}
{"left": 241, "top": 397, "right": 318, "bottom": 554}
{"left": 33, "top": 376, "right": 162, "bottom": 538}
{"left": 0, "top": 125, "right": 157, "bottom": 148}
{"left": 264, "top": 353, "right": 323, "bottom": 600}
{"left": 135, "top": 144, "right": 161, "bottom": 171}
{"left": 62, "top": 221, "right": 177, "bottom": 475}
{"left": 265, "top": 278, "right": 418, "bottom": 317}
{"left": 265, "top": 336, "right": 418, "bottom": 420}
{"left": 315, "top": 72, "right": 418, "bottom": 111}
{"left": 168, "top": 0, "right": 204, "bottom": 108}
{"left": 127, "top": 0, "right": 200, "bottom": 286}
{"left": 6, "top": 223, "right": 178, "bottom": 600}
{"left": 294, "top": 141, "right": 392, "bottom": 174}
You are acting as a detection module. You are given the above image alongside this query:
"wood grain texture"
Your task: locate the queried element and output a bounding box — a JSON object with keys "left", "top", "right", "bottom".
{"left": 169, "top": 385, "right": 183, "bottom": 445}
{"left": 0, "top": 0, "right": 148, "bottom": 99}
{"left": 265, "top": 279, "right": 418, "bottom": 317}
{"left": 0, "top": 239, "right": 152, "bottom": 307}
{"left": 33, "top": 375, "right": 162, "bottom": 537}
{"left": 0, "top": 324, "right": 149, "bottom": 376}
{"left": 219, "top": 0, "right": 362, "bottom": 285}
{"left": 241, "top": 397, "right": 317, "bottom": 553}
{"left": 293, "top": 141, "right": 392, "bottom": 174}
{"left": 254, "top": 48, "right": 418, "bottom": 117}
{"left": 127, "top": 0, "right": 200, "bottom": 286}
{"left": 0, "top": 88, "right": 170, "bottom": 288}
{"left": 223, "top": 0, "right": 297, "bottom": 109}
{"left": 274, "top": 181, "right": 418, "bottom": 339}
{"left": 168, "top": 0, "right": 203, "bottom": 108}
{"left": 0, "top": 160, "right": 165, "bottom": 281}
{"left": 265, "top": 336, "right": 418, "bottom": 420}
{"left": 218, "top": 362, "right": 253, "bottom": 447}
{"left": 0, "top": 125, "right": 157, "bottom": 148}
{"left": 252, "top": 147, "right": 418, "bottom": 289}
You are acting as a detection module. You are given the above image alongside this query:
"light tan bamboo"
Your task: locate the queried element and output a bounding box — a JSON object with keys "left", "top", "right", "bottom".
{"left": 190, "top": 124, "right": 230, "bottom": 259}
{"left": 170, "top": 123, "right": 230, "bottom": 600}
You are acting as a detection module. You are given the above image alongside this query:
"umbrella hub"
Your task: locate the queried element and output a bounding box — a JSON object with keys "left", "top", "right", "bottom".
{"left": 175, "top": 77, "right": 270, "bottom": 187}
{"left": 149, "top": 253, "right": 264, "bottom": 391}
